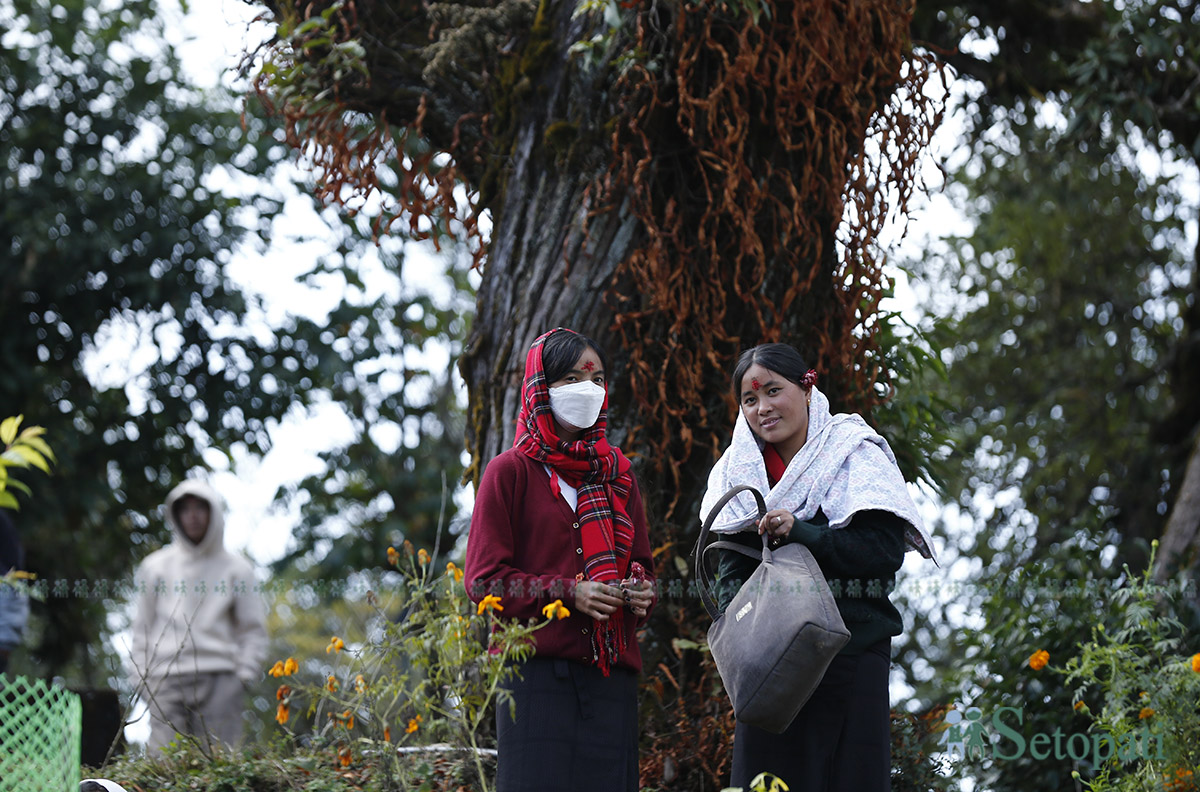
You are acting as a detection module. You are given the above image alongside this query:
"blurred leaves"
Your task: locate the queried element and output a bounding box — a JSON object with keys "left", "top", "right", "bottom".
{"left": 0, "top": 0, "right": 469, "bottom": 683}
{"left": 0, "top": 415, "right": 55, "bottom": 510}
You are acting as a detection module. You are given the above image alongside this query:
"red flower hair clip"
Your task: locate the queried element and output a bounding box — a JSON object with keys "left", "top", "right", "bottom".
{"left": 751, "top": 379, "right": 761, "bottom": 391}
{"left": 800, "top": 369, "right": 817, "bottom": 388}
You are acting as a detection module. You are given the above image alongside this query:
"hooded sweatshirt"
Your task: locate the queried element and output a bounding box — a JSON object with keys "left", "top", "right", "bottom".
{"left": 129, "top": 480, "right": 268, "bottom": 687}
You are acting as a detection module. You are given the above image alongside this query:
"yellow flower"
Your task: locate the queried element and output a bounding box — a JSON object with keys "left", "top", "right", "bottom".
{"left": 326, "top": 635, "right": 346, "bottom": 654}
{"left": 1028, "top": 649, "right": 1050, "bottom": 671}
{"left": 276, "top": 684, "right": 291, "bottom": 701}
{"left": 542, "top": 599, "right": 571, "bottom": 620}
{"left": 355, "top": 674, "right": 367, "bottom": 693}
{"left": 1139, "top": 707, "right": 1155, "bottom": 720}
{"left": 1073, "top": 701, "right": 1085, "bottom": 712}
{"left": 338, "top": 744, "right": 352, "bottom": 767}
{"left": 384, "top": 726, "right": 392, "bottom": 742}
{"left": 268, "top": 660, "right": 286, "bottom": 678}
{"left": 1192, "top": 653, "right": 1200, "bottom": 673}
{"left": 477, "top": 594, "right": 503, "bottom": 615}
{"left": 275, "top": 703, "right": 290, "bottom": 725}
{"left": 343, "top": 709, "right": 355, "bottom": 730}
{"left": 417, "top": 548, "right": 430, "bottom": 565}
{"left": 387, "top": 546, "right": 400, "bottom": 566}
{"left": 446, "top": 561, "right": 463, "bottom": 582}
{"left": 405, "top": 715, "right": 423, "bottom": 734}
{"left": 326, "top": 675, "right": 339, "bottom": 693}
{"left": 283, "top": 657, "right": 298, "bottom": 675}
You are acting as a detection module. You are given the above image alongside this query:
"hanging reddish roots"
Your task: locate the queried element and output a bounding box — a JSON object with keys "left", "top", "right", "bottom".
{"left": 600, "top": 0, "right": 943, "bottom": 517}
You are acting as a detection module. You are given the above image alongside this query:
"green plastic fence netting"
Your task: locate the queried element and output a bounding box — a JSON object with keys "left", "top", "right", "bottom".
{"left": 0, "top": 675, "right": 82, "bottom": 792}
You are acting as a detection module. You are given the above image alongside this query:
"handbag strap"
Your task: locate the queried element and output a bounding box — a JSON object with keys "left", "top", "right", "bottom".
{"left": 694, "top": 485, "right": 767, "bottom": 620}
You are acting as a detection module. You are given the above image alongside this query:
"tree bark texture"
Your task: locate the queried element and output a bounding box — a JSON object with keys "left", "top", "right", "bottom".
{"left": 257, "top": 0, "right": 938, "bottom": 782}
{"left": 1155, "top": 428, "right": 1200, "bottom": 582}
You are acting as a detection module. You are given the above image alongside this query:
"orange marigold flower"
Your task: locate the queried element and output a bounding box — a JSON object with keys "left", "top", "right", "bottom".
{"left": 283, "top": 657, "right": 298, "bottom": 675}
{"left": 1192, "top": 653, "right": 1200, "bottom": 673}
{"left": 1073, "top": 701, "right": 1085, "bottom": 712}
{"left": 326, "top": 635, "right": 346, "bottom": 654}
{"left": 338, "top": 744, "right": 352, "bottom": 767}
{"left": 275, "top": 703, "right": 290, "bottom": 725}
{"left": 541, "top": 599, "right": 571, "bottom": 621}
{"left": 343, "top": 709, "right": 355, "bottom": 730}
{"left": 276, "top": 684, "right": 291, "bottom": 701}
{"left": 405, "top": 715, "right": 423, "bottom": 734}
{"left": 1028, "top": 649, "right": 1050, "bottom": 671}
{"left": 326, "top": 675, "right": 339, "bottom": 693}
{"left": 477, "top": 594, "right": 503, "bottom": 615}
{"left": 387, "top": 546, "right": 400, "bottom": 566}
{"left": 384, "top": 726, "right": 391, "bottom": 742}
{"left": 355, "top": 674, "right": 366, "bottom": 693}
{"left": 1139, "top": 707, "right": 1155, "bottom": 720}
{"left": 417, "top": 548, "right": 430, "bottom": 565}
{"left": 446, "top": 561, "right": 463, "bottom": 582}
{"left": 268, "top": 660, "right": 286, "bottom": 678}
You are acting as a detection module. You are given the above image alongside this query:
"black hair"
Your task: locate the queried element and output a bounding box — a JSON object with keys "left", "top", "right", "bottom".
{"left": 541, "top": 329, "right": 609, "bottom": 384}
{"left": 731, "top": 343, "right": 810, "bottom": 398}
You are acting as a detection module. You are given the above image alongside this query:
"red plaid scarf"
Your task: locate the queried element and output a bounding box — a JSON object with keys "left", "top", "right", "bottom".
{"left": 513, "top": 329, "right": 636, "bottom": 675}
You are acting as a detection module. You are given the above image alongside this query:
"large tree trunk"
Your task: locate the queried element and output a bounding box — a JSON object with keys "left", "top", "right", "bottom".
{"left": 458, "top": 11, "right": 642, "bottom": 468}
{"left": 257, "top": 0, "right": 934, "bottom": 784}
{"left": 1154, "top": 431, "right": 1200, "bottom": 582}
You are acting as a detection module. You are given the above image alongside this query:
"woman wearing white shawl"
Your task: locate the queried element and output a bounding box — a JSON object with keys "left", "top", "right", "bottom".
{"left": 701, "top": 343, "right": 936, "bottom": 792}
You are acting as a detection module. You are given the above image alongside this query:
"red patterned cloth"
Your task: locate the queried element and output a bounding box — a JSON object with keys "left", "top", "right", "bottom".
{"left": 513, "top": 328, "right": 636, "bottom": 674}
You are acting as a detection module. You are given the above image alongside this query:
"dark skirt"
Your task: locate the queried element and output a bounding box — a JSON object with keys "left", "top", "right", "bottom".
{"left": 730, "top": 640, "right": 892, "bottom": 792}
{"left": 496, "top": 657, "right": 639, "bottom": 792}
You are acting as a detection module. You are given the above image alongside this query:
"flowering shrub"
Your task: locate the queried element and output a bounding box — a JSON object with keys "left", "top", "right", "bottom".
{"left": 1057, "top": 550, "right": 1200, "bottom": 792}
{"left": 265, "top": 545, "right": 561, "bottom": 791}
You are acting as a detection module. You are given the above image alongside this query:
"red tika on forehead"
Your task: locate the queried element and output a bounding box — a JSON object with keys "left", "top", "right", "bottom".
{"left": 582, "top": 361, "right": 596, "bottom": 372}
{"left": 751, "top": 379, "right": 761, "bottom": 390}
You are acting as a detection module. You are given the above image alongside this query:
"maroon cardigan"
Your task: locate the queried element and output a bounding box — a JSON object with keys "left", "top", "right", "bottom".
{"left": 464, "top": 447, "right": 656, "bottom": 673}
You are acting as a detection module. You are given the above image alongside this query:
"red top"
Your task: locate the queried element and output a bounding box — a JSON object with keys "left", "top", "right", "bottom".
{"left": 464, "top": 448, "right": 656, "bottom": 673}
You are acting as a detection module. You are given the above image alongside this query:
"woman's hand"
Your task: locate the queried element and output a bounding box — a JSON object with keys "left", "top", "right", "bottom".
{"left": 757, "top": 509, "right": 794, "bottom": 546}
{"left": 573, "top": 581, "right": 625, "bottom": 621}
{"left": 619, "top": 579, "right": 654, "bottom": 618}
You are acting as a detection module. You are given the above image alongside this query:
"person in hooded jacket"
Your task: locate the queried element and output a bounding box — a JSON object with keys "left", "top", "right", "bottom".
{"left": 129, "top": 479, "right": 268, "bottom": 752}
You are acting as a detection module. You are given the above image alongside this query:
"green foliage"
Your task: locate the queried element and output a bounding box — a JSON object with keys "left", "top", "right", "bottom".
{"left": 1, "top": 0, "right": 470, "bottom": 684}
{"left": 263, "top": 546, "right": 555, "bottom": 792}
{"left": 911, "top": 120, "right": 1190, "bottom": 570}
{"left": 908, "top": 538, "right": 1200, "bottom": 792}
{"left": 0, "top": 415, "right": 54, "bottom": 510}
{"left": 1060, "top": 553, "right": 1200, "bottom": 791}
{"left": 872, "top": 309, "right": 955, "bottom": 496}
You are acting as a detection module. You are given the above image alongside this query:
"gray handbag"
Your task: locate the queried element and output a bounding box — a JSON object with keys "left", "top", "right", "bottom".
{"left": 695, "top": 485, "right": 850, "bottom": 733}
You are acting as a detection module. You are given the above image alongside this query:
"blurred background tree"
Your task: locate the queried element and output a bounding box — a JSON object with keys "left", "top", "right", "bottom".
{"left": 894, "top": 1, "right": 1200, "bottom": 789}
{"left": 0, "top": 0, "right": 466, "bottom": 688}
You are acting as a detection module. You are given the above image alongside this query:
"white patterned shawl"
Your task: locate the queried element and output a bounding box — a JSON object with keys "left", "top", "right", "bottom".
{"left": 700, "top": 385, "right": 937, "bottom": 561}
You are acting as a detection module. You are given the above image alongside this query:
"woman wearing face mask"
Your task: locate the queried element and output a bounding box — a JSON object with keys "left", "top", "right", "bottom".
{"left": 464, "top": 327, "right": 657, "bottom": 792}
{"left": 701, "top": 342, "right": 936, "bottom": 792}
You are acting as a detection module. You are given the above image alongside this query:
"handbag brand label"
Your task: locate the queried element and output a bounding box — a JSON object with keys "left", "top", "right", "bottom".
{"left": 735, "top": 601, "right": 753, "bottom": 622}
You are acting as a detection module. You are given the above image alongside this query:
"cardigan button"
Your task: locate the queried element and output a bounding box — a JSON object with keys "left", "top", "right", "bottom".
{"left": 576, "top": 547, "right": 583, "bottom": 555}
{"left": 581, "top": 628, "right": 589, "bottom": 635}
{"left": 572, "top": 522, "right": 580, "bottom": 529}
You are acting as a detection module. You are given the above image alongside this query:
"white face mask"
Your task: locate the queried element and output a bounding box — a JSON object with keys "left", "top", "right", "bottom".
{"left": 548, "top": 380, "right": 606, "bottom": 431}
